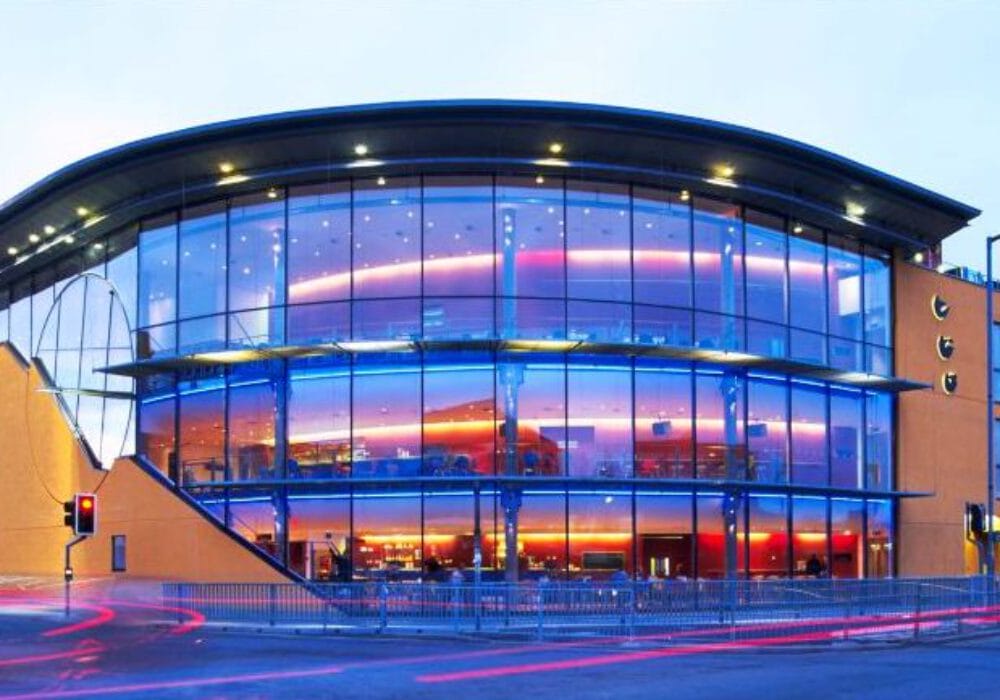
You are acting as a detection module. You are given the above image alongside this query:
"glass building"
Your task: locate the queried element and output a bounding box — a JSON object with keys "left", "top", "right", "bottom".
{"left": 0, "top": 101, "right": 979, "bottom": 582}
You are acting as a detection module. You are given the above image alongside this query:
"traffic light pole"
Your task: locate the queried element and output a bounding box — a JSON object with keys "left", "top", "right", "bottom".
{"left": 64, "top": 535, "right": 86, "bottom": 618}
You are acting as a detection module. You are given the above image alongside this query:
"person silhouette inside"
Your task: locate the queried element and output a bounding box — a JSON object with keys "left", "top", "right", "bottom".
{"left": 805, "top": 553, "right": 824, "bottom": 578}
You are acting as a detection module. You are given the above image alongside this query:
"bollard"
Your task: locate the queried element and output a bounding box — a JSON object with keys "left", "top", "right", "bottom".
{"left": 913, "top": 582, "right": 922, "bottom": 639}
{"left": 269, "top": 584, "right": 277, "bottom": 627}
{"left": 536, "top": 580, "right": 545, "bottom": 641}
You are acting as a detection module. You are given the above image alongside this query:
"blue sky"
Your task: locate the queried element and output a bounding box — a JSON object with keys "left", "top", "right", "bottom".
{"left": 1, "top": 1, "right": 997, "bottom": 270}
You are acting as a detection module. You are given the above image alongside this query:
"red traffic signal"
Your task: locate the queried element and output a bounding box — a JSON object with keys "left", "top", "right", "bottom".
{"left": 63, "top": 493, "right": 97, "bottom": 535}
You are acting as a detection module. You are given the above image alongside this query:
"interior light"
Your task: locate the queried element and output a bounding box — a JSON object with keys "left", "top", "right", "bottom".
{"left": 913, "top": 251, "right": 925, "bottom": 264}
{"left": 679, "top": 190, "right": 690, "bottom": 202}
{"left": 92, "top": 242, "right": 104, "bottom": 250}
{"left": 7, "top": 246, "right": 17, "bottom": 256}
{"left": 218, "top": 162, "right": 235, "bottom": 174}
{"left": 267, "top": 188, "right": 279, "bottom": 199}
{"left": 845, "top": 201, "right": 866, "bottom": 219}
{"left": 28, "top": 233, "right": 41, "bottom": 244}
{"left": 65, "top": 235, "right": 75, "bottom": 244}
{"left": 75, "top": 207, "right": 90, "bottom": 217}
{"left": 535, "top": 175, "right": 545, "bottom": 184}
{"left": 44, "top": 225, "right": 56, "bottom": 235}
{"left": 548, "top": 142, "right": 563, "bottom": 154}
{"left": 376, "top": 176, "right": 387, "bottom": 186}
{"left": 217, "top": 174, "right": 251, "bottom": 186}
{"left": 793, "top": 224, "right": 804, "bottom": 234}
{"left": 714, "top": 164, "right": 735, "bottom": 179}
{"left": 354, "top": 143, "right": 369, "bottom": 156}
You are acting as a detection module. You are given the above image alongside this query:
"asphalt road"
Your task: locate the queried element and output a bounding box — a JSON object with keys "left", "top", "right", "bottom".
{"left": 2, "top": 583, "right": 999, "bottom": 699}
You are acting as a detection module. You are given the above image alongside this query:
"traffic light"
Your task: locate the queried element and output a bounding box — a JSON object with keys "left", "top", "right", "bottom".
{"left": 63, "top": 493, "right": 97, "bottom": 536}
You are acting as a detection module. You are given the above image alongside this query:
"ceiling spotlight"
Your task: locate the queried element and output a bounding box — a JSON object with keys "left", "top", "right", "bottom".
{"left": 354, "top": 143, "right": 369, "bottom": 156}
{"left": 548, "top": 142, "right": 563, "bottom": 155}
{"left": 793, "top": 224, "right": 804, "bottom": 234}
{"left": 7, "top": 246, "right": 18, "bottom": 256}
{"left": 28, "top": 233, "right": 41, "bottom": 244}
{"left": 218, "top": 162, "right": 235, "bottom": 174}
{"left": 713, "top": 164, "right": 735, "bottom": 179}
{"left": 65, "top": 235, "right": 75, "bottom": 244}
{"left": 679, "top": 190, "right": 690, "bottom": 202}
{"left": 845, "top": 201, "right": 866, "bottom": 219}
{"left": 377, "top": 176, "right": 386, "bottom": 186}
{"left": 92, "top": 242, "right": 104, "bottom": 251}
{"left": 76, "top": 207, "right": 90, "bottom": 217}
{"left": 267, "top": 188, "right": 279, "bottom": 199}
{"left": 913, "top": 251, "right": 925, "bottom": 264}
{"left": 535, "top": 175, "right": 545, "bottom": 184}
{"left": 44, "top": 225, "right": 56, "bottom": 235}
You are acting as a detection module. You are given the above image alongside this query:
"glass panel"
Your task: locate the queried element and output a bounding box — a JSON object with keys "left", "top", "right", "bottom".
{"left": 830, "top": 388, "right": 864, "bottom": 488}
{"left": 634, "top": 304, "right": 692, "bottom": 347}
{"left": 352, "top": 489, "right": 422, "bottom": 580}
{"left": 866, "top": 392, "right": 893, "bottom": 490}
{"left": 423, "top": 176, "right": 494, "bottom": 296}
{"left": 352, "top": 357, "right": 421, "bottom": 478}
{"left": 228, "top": 192, "right": 285, "bottom": 346}
{"left": 286, "top": 487, "right": 351, "bottom": 580}
{"left": 831, "top": 498, "right": 864, "bottom": 578}
{"left": 790, "top": 329, "right": 825, "bottom": 365}
{"left": 228, "top": 364, "right": 279, "bottom": 482}
{"left": 827, "top": 236, "right": 862, "bottom": 341}
{"left": 744, "top": 210, "right": 786, "bottom": 324}
{"left": 829, "top": 337, "right": 863, "bottom": 373}
{"left": 423, "top": 355, "right": 495, "bottom": 476}
{"left": 866, "top": 499, "right": 894, "bottom": 578}
{"left": 792, "top": 496, "right": 828, "bottom": 578}
{"left": 567, "top": 358, "right": 632, "bottom": 478}
{"left": 178, "top": 204, "right": 227, "bottom": 322}
{"left": 633, "top": 187, "right": 690, "bottom": 308}
{"left": 636, "top": 492, "right": 692, "bottom": 579}
{"left": 495, "top": 176, "right": 565, "bottom": 299}
{"left": 747, "top": 377, "right": 788, "bottom": 484}
{"left": 496, "top": 297, "right": 565, "bottom": 340}
{"left": 287, "top": 183, "right": 351, "bottom": 305}
{"left": 0, "top": 289, "right": 9, "bottom": 343}
{"left": 138, "top": 376, "right": 176, "bottom": 477}
{"left": 352, "top": 298, "right": 420, "bottom": 340}
{"left": 508, "top": 490, "right": 566, "bottom": 580}
{"left": 568, "top": 491, "right": 632, "bottom": 579}
{"left": 288, "top": 356, "right": 350, "bottom": 480}
{"left": 177, "top": 373, "right": 226, "bottom": 486}
{"left": 696, "top": 494, "right": 728, "bottom": 579}
{"left": 695, "top": 371, "right": 744, "bottom": 479}
{"left": 747, "top": 320, "right": 786, "bottom": 359}
{"left": 748, "top": 494, "right": 788, "bottom": 578}
{"left": 353, "top": 176, "right": 420, "bottom": 299}
{"left": 31, "top": 281, "right": 53, "bottom": 357}
{"left": 694, "top": 311, "right": 744, "bottom": 352}
{"left": 422, "top": 297, "right": 493, "bottom": 340}
{"left": 788, "top": 224, "right": 825, "bottom": 332}
{"left": 791, "top": 383, "right": 828, "bottom": 485}
{"left": 566, "top": 181, "right": 630, "bottom": 303}
{"left": 229, "top": 487, "right": 283, "bottom": 561}
{"left": 287, "top": 302, "right": 350, "bottom": 345}
{"left": 9, "top": 281, "right": 31, "bottom": 357}
{"left": 863, "top": 248, "right": 892, "bottom": 349}
{"left": 423, "top": 489, "right": 476, "bottom": 578}
{"left": 693, "top": 199, "right": 743, "bottom": 318}
{"left": 567, "top": 300, "right": 631, "bottom": 343}
{"left": 635, "top": 363, "right": 693, "bottom": 479}
{"left": 496, "top": 357, "right": 566, "bottom": 476}
{"left": 106, "top": 228, "right": 138, "bottom": 328}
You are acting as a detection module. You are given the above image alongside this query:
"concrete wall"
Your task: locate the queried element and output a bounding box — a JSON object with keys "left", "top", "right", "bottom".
{"left": 0, "top": 343, "right": 287, "bottom": 582}
{"left": 893, "top": 261, "right": 989, "bottom": 576}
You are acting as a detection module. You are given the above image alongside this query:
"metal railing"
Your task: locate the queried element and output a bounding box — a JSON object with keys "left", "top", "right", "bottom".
{"left": 163, "top": 576, "right": 999, "bottom": 641}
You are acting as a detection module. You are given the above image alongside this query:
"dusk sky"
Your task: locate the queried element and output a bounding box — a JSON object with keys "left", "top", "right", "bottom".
{"left": 1, "top": 1, "right": 997, "bottom": 270}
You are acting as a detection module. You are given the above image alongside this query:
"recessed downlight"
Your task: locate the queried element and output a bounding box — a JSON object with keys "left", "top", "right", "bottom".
{"left": 76, "top": 207, "right": 90, "bottom": 217}
{"left": 219, "top": 162, "right": 235, "bottom": 174}
{"left": 43, "top": 225, "right": 56, "bottom": 235}
{"left": 548, "top": 142, "right": 563, "bottom": 155}
{"left": 354, "top": 143, "right": 369, "bottom": 156}
{"left": 28, "top": 233, "right": 41, "bottom": 244}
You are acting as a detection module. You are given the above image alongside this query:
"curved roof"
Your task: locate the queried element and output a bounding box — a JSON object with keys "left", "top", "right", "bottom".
{"left": 0, "top": 100, "right": 980, "bottom": 283}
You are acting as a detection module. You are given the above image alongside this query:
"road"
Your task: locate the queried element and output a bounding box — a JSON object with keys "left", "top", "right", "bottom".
{"left": 1, "top": 581, "right": 998, "bottom": 699}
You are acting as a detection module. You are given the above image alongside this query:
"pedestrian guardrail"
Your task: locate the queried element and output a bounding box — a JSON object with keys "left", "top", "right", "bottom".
{"left": 163, "top": 576, "right": 999, "bottom": 641}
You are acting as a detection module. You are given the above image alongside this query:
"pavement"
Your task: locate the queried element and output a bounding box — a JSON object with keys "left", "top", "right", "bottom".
{"left": 2, "top": 579, "right": 999, "bottom": 699}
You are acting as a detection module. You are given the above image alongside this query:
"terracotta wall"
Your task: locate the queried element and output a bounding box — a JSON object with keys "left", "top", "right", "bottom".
{"left": 894, "top": 260, "right": 991, "bottom": 575}
{"left": 0, "top": 343, "right": 287, "bottom": 583}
